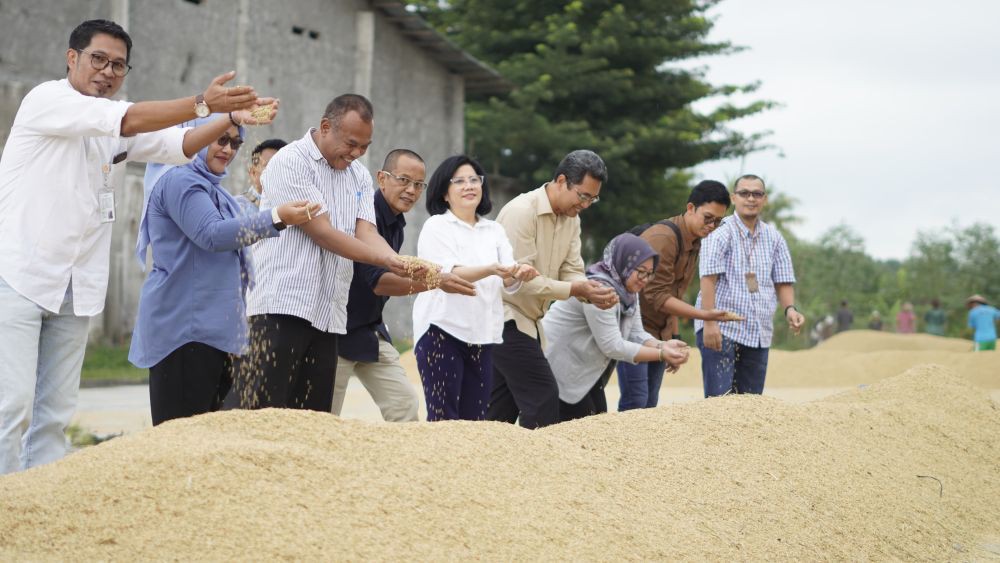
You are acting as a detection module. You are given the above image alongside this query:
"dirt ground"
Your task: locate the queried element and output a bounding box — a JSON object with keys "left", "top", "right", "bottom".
{"left": 4, "top": 330, "right": 997, "bottom": 560}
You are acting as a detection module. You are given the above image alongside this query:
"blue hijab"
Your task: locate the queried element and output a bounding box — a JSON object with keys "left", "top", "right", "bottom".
{"left": 585, "top": 233, "right": 659, "bottom": 315}
{"left": 136, "top": 116, "right": 251, "bottom": 291}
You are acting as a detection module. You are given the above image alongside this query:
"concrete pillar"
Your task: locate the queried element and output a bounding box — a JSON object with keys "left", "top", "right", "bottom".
{"left": 354, "top": 10, "right": 374, "bottom": 168}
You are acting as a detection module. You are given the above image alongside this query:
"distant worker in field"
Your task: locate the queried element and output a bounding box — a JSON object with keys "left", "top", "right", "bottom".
{"left": 235, "top": 138, "right": 287, "bottom": 213}
{"left": 924, "top": 299, "right": 946, "bottom": 336}
{"left": 621, "top": 180, "right": 735, "bottom": 411}
{"left": 868, "top": 310, "right": 884, "bottom": 331}
{"left": 896, "top": 302, "right": 916, "bottom": 334}
{"left": 836, "top": 300, "right": 853, "bottom": 333}
{"left": 966, "top": 294, "right": 999, "bottom": 351}
{"left": 694, "top": 174, "right": 805, "bottom": 397}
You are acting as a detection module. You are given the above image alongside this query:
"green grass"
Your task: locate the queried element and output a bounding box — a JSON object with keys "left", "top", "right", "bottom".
{"left": 81, "top": 345, "right": 147, "bottom": 383}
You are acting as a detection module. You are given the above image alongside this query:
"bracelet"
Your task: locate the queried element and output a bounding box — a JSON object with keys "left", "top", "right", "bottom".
{"left": 784, "top": 305, "right": 798, "bottom": 317}
{"left": 228, "top": 112, "right": 241, "bottom": 127}
{"left": 658, "top": 346, "right": 664, "bottom": 362}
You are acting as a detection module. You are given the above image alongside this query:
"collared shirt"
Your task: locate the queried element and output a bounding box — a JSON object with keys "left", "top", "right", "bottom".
{"left": 495, "top": 184, "right": 587, "bottom": 340}
{"left": 542, "top": 296, "right": 654, "bottom": 404}
{"left": 967, "top": 304, "right": 1000, "bottom": 343}
{"left": 339, "top": 190, "right": 406, "bottom": 362}
{"left": 412, "top": 211, "right": 519, "bottom": 345}
{"left": 638, "top": 214, "right": 701, "bottom": 339}
{"left": 245, "top": 129, "right": 376, "bottom": 334}
{"left": 128, "top": 171, "right": 278, "bottom": 368}
{"left": 0, "top": 79, "right": 189, "bottom": 315}
{"left": 694, "top": 216, "right": 796, "bottom": 348}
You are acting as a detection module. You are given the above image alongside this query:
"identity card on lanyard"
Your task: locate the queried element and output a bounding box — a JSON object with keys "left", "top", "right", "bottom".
{"left": 739, "top": 222, "right": 759, "bottom": 293}
{"left": 99, "top": 148, "right": 127, "bottom": 223}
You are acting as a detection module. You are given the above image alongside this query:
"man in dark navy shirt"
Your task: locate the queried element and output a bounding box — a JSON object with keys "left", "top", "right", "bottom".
{"left": 332, "top": 149, "right": 475, "bottom": 420}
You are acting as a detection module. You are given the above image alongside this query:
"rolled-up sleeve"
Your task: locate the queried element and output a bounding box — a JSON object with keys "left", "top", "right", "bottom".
{"left": 127, "top": 126, "right": 191, "bottom": 165}
{"left": 584, "top": 303, "right": 643, "bottom": 364}
{"left": 18, "top": 81, "right": 131, "bottom": 138}
{"left": 501, "top": 209, "right": 573, "bottom": 301}
{"left": 772, "top": 233, "right": 796, "bottom": 284}
{"left": 416, "top": 217, "right": 458, "bottom": 273}
{"left": 700, "top": 227, "right": 730, "bottom": 277}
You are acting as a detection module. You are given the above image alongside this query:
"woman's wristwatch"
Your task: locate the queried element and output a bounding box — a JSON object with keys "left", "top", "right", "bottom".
{"left": 271, "top": 207, "right": 287, "bottom": 231}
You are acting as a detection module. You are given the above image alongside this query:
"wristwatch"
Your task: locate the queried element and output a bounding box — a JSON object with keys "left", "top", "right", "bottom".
{"left": 271, "top": 206, "right": 287, "bottom": 231}
{"left": 194, "top": 93, "right": 210, "bottom": 118}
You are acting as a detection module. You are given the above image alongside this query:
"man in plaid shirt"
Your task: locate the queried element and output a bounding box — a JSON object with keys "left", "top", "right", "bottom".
{"left": 693, "top": 174, "right": 806, "bottom": 397}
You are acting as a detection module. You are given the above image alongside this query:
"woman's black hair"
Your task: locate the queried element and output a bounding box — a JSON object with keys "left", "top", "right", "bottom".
{"left": 425, "top": 155, "right": 492, "bottom": 217}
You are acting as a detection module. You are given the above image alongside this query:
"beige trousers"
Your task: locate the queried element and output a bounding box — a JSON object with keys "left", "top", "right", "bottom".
{"left": 332, "top": 335, "right": 419, "bottom": 422}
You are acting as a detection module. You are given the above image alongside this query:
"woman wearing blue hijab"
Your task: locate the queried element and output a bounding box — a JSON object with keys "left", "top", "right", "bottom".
{"left": 129, "top": 116, "right": 319, "bottom": 425}
{"left": 542, "top": 233, "right": 690, "bottom": 421}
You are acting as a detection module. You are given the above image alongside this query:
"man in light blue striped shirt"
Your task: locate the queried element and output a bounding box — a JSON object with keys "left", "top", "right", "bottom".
{"left": 234, "top": 94, "right": 420, "bottom": 412}
{"left": 694, "top": 174, "right": 805, "bottom": 397}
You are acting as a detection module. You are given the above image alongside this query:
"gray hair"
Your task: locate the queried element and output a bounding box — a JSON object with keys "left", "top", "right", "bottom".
{"left": 553, "top": 149, "right": 607, "bottom": 185}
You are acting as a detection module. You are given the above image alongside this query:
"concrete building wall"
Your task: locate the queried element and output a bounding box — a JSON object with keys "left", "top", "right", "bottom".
{"left": 0, "top": 0, "right": 468, "bottom": 346}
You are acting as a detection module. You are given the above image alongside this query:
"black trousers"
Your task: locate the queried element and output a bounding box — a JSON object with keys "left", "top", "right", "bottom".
{"left": 149, "top": 342, "right": 232, "bottom": 426}
{"left": 487, "top": 320, "right": 561, "bottom": 429}
{"left": 558, "top": 361, "right": 614, "bottom": 423}
{"left": 227, "top": 314, "right": 338, "bottom": 412}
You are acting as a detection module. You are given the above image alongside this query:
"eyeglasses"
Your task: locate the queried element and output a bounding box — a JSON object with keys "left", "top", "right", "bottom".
{"left": 571, "top": 185, "right": 600, "bottom": 205}
{"left": 380, "top": 170, "right": 428, "bottom": 191}
{"left": 216, "top": 133, "right": 244, "bottom": 151}
{"left": 450, "top": 175, "right": 484, "bottom": 188}
{"left": 633, "top": 268, "right": 655, "bottom": 282}
{"left": 702, "top": 213, "right": 723, "bottom": 227}
{"left": 75, "top": 49, "right": 131, "bottom": 77}
{"left": 734, "top": 190, "right": 766, "bottom": 200}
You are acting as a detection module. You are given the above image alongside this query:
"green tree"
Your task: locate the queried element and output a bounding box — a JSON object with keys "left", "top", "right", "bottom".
{"left": 411, "top": 0, "right": 774, "bottom": 250}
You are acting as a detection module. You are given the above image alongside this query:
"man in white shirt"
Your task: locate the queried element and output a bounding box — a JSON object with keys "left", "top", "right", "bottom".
{"left": 235, "top": 95, "right": 425, "bottom": 413}
{"left": 0, "top": 19, "right": 272, "bottom": 474}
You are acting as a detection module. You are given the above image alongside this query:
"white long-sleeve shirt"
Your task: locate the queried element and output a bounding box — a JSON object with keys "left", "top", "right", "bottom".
{"left": 0, "top": 79, "right": 189, "bottom": 315}
{"left": 542, "top": 297, "right": 655, "bottom": 404}
{"left": 412, "top": 211, "right": 519, "bottom": 345}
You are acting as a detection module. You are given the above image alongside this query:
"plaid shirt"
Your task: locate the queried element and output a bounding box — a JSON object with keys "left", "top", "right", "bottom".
{"left": 694, "top": 216, "right": 796, "bottom": 348}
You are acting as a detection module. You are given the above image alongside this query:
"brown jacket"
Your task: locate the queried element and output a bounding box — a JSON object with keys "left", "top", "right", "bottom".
{"left": 638, "top": 215, "right": 701, "bottom": 339}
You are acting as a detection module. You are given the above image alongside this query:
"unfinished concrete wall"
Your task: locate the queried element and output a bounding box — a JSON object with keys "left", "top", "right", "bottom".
{"left": 0, "top": 0, "right": 467, "bottom": 345}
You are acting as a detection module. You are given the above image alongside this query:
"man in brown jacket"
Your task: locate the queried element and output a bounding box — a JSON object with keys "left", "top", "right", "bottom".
{"left": 617, "top": 180, "right": 733, "bottom": 411}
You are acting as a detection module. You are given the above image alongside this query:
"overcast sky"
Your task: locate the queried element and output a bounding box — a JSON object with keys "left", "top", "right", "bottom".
{"left": 688, "top": 0, "right": 1000, "bottom": 260}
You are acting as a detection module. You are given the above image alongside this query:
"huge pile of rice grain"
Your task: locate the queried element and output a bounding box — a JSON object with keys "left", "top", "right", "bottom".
{"left": 2, "top": 364, "right": 999, "bottom": 560}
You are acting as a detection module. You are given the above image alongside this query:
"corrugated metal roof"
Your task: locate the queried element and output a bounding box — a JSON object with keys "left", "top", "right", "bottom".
{"left": 370, "top": 1, "right": 512, "bottom": 96}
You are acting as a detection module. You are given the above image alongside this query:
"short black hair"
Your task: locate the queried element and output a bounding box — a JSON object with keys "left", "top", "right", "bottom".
{"left": 734, "top": 174, "right": 766, "bottom": 191}
{"left": 323, "top": 94, "right": 374, "bottom": 129}
{"left": 425, "top": 155, "right": 492, "bottom": 217}
{"left": 382, "top": 148, "right": 424, "bottom": 171}
{"left": 251, "top": 138, "right": 287, "bottom": 161}
{"left": 552, "top": 149, "right": 607, "bottom": 185}
{"left": 69, "top": 20, "right": 132, "bottom": 63}
{"left": 688, "top": 180, "right": 731, "bottom": 208}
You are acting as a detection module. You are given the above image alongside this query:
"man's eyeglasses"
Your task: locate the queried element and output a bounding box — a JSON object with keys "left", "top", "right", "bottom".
{"left": 381, "top": 170, "right": 428, "bottom": 191}
{"left": 702, "top": 213, "right": 723, "bottom": 227}
{"left": 75, "top": 49, "right": 131, "bottom": 77}
{"left": 571, "top": 185, "right": 600, "bottom": 205}
{"left": 216, "top": 133, "right": 244, "bottom": 151}
{"left": 633, "top": 268, "right": 655, "bottom": 282}
{"left": 735, "top": 190, "right": 766, "bottom": 200}
{"left": 450, "top": 175, "right": 484, "bottom": 188}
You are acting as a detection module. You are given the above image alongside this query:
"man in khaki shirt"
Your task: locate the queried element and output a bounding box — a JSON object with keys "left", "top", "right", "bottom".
{"left": 488, "top": 150, "right": 617, "bottom": 429}
{"left": 617, "top": 180, "right": 734, "bottom": 411}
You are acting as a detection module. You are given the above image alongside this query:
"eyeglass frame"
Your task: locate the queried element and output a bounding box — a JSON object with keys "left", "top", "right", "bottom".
{"left": 632, "top": 267, "right": 655, "bottom": 282}
{"left": 380, "top": 170, "right": 428, "bottom": 191}
{"left": 734, "top": 189, "right": 766, "bottom": 200}
{"left": 570, "top": 185, "right": 600, "bottom": 205}
{"left": 450, "top": 175, "right": 485, "bottom": 188}
{"left": 74, "top": 49, "right": 132, "bottom": 77}
{"left": 215, "top": 133, "right": 244, "bottom": 151}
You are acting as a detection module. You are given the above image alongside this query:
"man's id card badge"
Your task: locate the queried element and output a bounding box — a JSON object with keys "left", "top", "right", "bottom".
{"left": 745, "top": 271, "right": 759, "bottom": 293}
{"left": 99, "top": 163, "right": 116, "bottom": 223}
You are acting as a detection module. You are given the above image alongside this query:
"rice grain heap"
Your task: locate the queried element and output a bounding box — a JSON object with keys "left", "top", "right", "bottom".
{"left": 2, "top": 364, "right": 999, "bottom": 560}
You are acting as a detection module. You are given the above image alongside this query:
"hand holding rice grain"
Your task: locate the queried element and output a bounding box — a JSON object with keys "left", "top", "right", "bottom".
{"left": 275, "top": 200, "right": 322, "bottom": 227}
{"left": 232, "top": 98, "right": 280, "bottom": 126}
{"left": 395, "top": 255, "right": 442, "bottom": 288}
